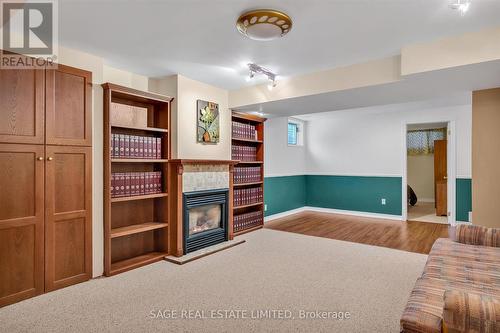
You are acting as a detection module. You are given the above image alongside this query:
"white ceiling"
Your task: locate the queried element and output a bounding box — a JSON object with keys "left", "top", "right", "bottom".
{"left": 59, "top": 0, "right": 500, "bottom": 90}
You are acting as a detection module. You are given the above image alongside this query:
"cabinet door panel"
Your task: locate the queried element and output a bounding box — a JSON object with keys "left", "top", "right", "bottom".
{"left": 45, "top": 146, "right": 92, "bottom": 291}
{"left": 46, "top": 64, "right": 92, "bottom": 146}
{"left": 0, "top": 144, "right": 44, "bottom": 307}
{"left": 0, "top": 69, "right": 44, "bottom": 144}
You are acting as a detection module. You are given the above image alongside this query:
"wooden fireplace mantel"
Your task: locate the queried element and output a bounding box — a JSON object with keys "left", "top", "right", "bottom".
{"left": 168, "top": 159, "right": 236, "bottom": 257}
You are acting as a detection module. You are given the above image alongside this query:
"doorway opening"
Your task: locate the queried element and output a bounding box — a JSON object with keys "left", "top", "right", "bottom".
{"left": 405, "top": 122, "right": 450, "bottom": 224}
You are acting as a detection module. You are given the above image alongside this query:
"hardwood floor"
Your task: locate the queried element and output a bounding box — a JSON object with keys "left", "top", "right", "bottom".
{"left": 265, "top": 211, "right": 451, "bottom": 254}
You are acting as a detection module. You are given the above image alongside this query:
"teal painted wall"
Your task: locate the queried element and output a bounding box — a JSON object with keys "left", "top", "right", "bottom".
{"left": 264, "top": 176, "right": 306, "bottom": 216}
{"left": 264, "top": 175, "right": 473, "bottom": 221}
{"left": 264, "top": 175, "right": 401, "bottom": 216}
{"left": 306, "top": 175, "right": 402, "bottom": 215}
{"left": 456, "top": 178, "right": 472, "bottom": 222}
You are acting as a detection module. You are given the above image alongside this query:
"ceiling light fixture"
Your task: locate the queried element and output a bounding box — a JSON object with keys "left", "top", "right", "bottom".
{"left": 237, "top": 9, "right": 292, "bottom": 41}
{"left": 450, "top": 0, "right": 471, "bottom": 15}
{"left": 247, "top": 63, "right": 277, "bottom": 90}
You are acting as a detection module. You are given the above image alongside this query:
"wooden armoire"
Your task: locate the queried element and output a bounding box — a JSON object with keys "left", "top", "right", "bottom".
{"left": 0, "top": 60, "right": 92, "bottom": 307}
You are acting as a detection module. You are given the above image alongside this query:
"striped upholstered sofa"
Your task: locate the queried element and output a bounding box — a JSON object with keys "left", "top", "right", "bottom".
{"left": 401, "top": 224, "right": 500, "bottom": 333}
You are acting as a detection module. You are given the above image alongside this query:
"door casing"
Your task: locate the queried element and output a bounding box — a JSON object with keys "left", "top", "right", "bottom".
{"left": 402, "top": 120, "right": 456, "bottom": 225}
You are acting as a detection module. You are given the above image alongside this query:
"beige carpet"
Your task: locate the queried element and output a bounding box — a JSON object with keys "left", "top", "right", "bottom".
{"left": 0, "top": 229, "right": 427, "bottom": 333}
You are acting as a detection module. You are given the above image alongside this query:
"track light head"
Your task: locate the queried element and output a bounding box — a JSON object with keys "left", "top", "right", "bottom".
{"left": 247, "top": 63, "right": 278, "bottom": 89}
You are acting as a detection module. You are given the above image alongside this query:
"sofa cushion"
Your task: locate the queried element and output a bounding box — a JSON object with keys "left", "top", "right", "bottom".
{"left": 423, "top": 255, "right": 500, "bottom": 286}
{"left": 454, "top": 224, "right": 500, "bottom": 247}
{"left": 443, "top": 290, "right": 500, "bottom": 333}
{"left": 429, "top": 238, "right": 500, "bottom": 264}
{"left": 401, "top": 278, "right": 500, "bottom": 333}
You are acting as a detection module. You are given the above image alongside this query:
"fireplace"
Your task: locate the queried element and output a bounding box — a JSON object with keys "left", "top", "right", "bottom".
{"left": 183, "top": 189, "right": 229, "bottom": 254}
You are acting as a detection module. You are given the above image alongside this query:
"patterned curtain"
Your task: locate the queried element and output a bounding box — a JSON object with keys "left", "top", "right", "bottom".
{"left": 407, "top": 128, "right": 446, "bottom": 155}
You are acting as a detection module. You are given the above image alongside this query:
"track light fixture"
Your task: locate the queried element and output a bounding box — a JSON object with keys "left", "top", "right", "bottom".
{"left": 247, "top": 63, "right": 277, "bottom": 89}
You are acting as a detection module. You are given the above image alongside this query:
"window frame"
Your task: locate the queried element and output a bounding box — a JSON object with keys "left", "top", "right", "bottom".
{"left": 287, "top": 122, "right": 298, "bottom": 146}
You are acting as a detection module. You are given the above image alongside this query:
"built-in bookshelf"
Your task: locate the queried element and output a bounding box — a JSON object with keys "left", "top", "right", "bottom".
{"left": 103, "top": 83, "right": 173, "bottom": 276}
{"left": 231, "top": 111, "right": 266, "bottom": 236}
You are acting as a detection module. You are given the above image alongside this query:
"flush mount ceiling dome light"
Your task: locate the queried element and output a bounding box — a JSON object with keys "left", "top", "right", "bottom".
{"left": 236, "top": 9, "right": 292, "bottom": 41}
{"left": 450, "top": 0, "right": 471, "bottom": 15}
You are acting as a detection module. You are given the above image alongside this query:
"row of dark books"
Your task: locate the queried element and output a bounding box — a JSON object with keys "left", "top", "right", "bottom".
{"left": 234, "top": 211, "right": 263, "bottom": 233}
{"left": 232, "top": 145, "right": 257, "bottom": 161}
{"left": 111, "top": 171, "right": 162, "bottom": 198}
{"left": 232, "top": 121, "right": 257, "bottom": 141}
{"left": 234, "top": 187, "right": 263, "bottom": 207}
{"left": 234, "top": 166, "right": 261, "bottom": 184}
{"left": 111, "top": 133, "right": 162, "bottom": 159}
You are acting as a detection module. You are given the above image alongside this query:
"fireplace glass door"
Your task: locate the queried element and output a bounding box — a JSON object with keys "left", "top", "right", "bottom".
{"left": 188, "top": 204, "right": 222, "bottom": 236}
{"left": 183, "top": 189, "right": 229, "bottom": 254}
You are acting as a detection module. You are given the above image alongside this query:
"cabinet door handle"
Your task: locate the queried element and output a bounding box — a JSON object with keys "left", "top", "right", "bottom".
{"left": 47, "top": 157, "right": 53, "bottom": 161}
{"left": 37, "top": 156, "right": 44, "bottom": 161}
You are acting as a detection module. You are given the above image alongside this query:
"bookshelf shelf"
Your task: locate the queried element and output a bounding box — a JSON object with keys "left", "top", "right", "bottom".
{"left": 103, "top": 83, "right": 172, "bottom": 277}
{"left": 231, "top": 111, "right": 266, "bottom": 236}
{"left": 232, "top": 113, "right": 265, "bottom": 124}
{"left": 109, "top": 251, "right": 167, "bottom": 276}
{"left": 236, "top": 161, "right": 263, "bottom": 165}
{"left": 111, "top": 222, "right": 169, "bottom": 238}
{"left": 234, "top": 181, "right": 264, "bottom": 187}
{"left": 111, "top": 193, "right": 168, "bottom": 203}
{"left": 111, "top": 124, "right": 169, "bottom": 133}
{"left": 234, "top": 202, "right": 264, "bottom": 210}
{"left": 232, "top": 137, "right": 263, "bottom": 144}
{"left": 111, "top": 158, "right": 169, "bottom": 163}
{"left": 234, "top": 224, "right": 264, "bottom": 236}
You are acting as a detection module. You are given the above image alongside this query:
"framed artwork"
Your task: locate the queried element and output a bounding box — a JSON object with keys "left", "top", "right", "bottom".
{"left": 197, "top": 99, "right": 220, "bottom": 143}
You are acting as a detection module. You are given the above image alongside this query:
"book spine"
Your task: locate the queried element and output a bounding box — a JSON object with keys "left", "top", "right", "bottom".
{"left": 119, "top": 134, "right": 124, "bottom": 157}
{"left": 125, "top": 173, "right": 130, "bottom": 197}
{"left": 135, "top": 172, "right": 140, "bottom": 195}
{"left": 131, "top": 136, "right": 137, "bottom": 158}
{"left": 156, "top": 137, "right": 162, "bottom": 159}
{"left": 111, "top": 134, "right": 115, "bottom": 157}
{"left": 114, "top": 134, "right": 119, "bottom": 157}
{"left": 119, "top": 173, "right": 125, "bottom": 197}
{"left": 148, "top": 137, "right": 153, "bottom": 159}
{"left": 124, "top": 134, "right": 130, "bottom": 158}
{"left": 110, "top": 173, "right": 115, "bottom": 197}
{"left": 140, "top": 172, "right": 145, "bottom": 195}
{"left": 145, "top": 172, "right": 149, "bottom": 194}
{"left": 131, "top": 172, "right": 136, "bottom": 196}
{"left": 152, "top": 137, "right": 157, "bottom": 159}
{"left": 157, "top": 171, "right": 162, "bottom": 193}
{"left": 144, "top": 172, "right": 149, "bottom": 194}
{"left": 139, "top": 136, "right": 144, "bottom": 158}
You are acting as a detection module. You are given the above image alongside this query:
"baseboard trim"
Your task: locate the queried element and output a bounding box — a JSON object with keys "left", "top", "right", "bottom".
{"left": 265, "top": 206, "right": 403, "bottom": 222}
{"left": 264, "top": 207, "right": 307, "bottom": 222}
{"left": 304, "top": 206, "right": 403, "bottom": 221}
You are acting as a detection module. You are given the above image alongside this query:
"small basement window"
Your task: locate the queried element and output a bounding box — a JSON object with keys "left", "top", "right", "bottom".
{"left": 287, "top": 119, "right": 304, "bottom": 146}
{"left": 288, "top": 122, "right": 298, "bottom": 145}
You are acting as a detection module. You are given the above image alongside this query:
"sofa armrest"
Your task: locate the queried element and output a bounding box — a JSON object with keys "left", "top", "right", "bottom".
{"left": 453, "top": 224, "right": 500, "bottom": 247}
{"left": 443, "top": 290, "right": 500, "bottom": 333}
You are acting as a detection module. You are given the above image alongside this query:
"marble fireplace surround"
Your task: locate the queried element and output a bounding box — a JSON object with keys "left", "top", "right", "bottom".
{"left": 168, "top": 159, "right": 238, "bottom": 257}
{"left": 182, "top": 164, "right": 230, "bottom": 193}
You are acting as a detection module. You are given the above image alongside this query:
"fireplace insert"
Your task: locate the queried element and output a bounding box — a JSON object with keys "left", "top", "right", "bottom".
{"left": 183, "top": 189, "right": 228, "bottom": 254}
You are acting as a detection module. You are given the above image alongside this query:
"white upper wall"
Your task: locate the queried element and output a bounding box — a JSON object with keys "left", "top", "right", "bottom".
{"left": 177, "top": 75, "right": 230, "bottom": 160}
{"left": 150, "top": 75, "right": 231, "bottom": 160}
{"left": 304, "top": 103, "right": 472, "bottom": 177}
{"left": 264, "top": 117, "right": 306, "bottom": 177}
